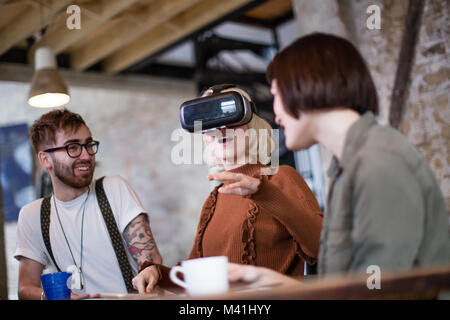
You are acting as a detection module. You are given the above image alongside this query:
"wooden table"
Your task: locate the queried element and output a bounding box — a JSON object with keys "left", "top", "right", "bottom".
{"left": 99, "top": 265, "right": 450, "bottom": 300}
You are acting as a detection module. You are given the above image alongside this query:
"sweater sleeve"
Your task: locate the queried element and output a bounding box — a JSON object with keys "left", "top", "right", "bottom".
{"left": 250, "top": 166, "right": 323, "bottom": 263}
{"left": 153, "top": 263, "right": 179, "bottom": 289}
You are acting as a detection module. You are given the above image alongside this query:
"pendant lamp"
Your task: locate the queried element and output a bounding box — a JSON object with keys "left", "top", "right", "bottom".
{"left": 28, "top": 46, "right": 70, "bottom": 108}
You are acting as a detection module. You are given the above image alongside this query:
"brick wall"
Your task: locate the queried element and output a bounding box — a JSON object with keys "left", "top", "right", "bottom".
{"left": 346, "top": 0, "right": 449, "bottom": 212}
{"left": 399, "top": 0, "right": 449, "bottom": 213}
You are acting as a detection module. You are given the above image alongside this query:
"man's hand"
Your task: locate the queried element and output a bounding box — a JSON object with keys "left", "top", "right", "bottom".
{"left": 132, "top": 265, "right": 160, "bottom": 294}
{"left": 70, "top": 292, "right": 101, "bottom": 300}
{"left": 208, "top": 172, "right": 261, "bottom": 196}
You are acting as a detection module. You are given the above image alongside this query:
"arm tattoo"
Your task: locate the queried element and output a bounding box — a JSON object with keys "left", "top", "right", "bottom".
{"left": 123, "top": 213, "right": 162, "bottom": 266}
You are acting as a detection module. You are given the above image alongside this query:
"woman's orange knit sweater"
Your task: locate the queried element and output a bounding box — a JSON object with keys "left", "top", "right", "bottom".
{"left": 155, "top": 163, "right": 323, "bottom": 287}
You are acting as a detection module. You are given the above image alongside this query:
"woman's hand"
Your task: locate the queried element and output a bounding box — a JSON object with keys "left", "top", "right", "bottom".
{"left": 208, "top": 172, "right": 261, "bottom": 196}
{"left": 132, "top": 265, "right": 160, "bottom": 294}
{"left": 228, "top": 263, "right": 301, "bottom": 288}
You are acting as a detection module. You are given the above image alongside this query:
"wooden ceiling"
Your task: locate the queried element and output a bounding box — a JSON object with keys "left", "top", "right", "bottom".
{"left": 0, "top": 0, "right": 293, "bottom": 75}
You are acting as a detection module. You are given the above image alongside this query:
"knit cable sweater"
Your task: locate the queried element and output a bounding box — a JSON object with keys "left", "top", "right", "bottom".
{"left": 155, "top": 163, "right": 323, "bottom": 288}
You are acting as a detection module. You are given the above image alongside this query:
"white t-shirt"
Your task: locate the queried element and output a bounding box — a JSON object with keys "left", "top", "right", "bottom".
{"left": 15, "top": 175, "right": 147, "bottom": 294}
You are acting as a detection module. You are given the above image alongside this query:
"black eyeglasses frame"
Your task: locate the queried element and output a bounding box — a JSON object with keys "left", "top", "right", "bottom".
{"left": 43, "top": 140, "right": 100, "bottom": 158}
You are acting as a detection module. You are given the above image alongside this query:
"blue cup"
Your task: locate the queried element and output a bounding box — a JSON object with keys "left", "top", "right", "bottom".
{"left": 41, "top": 272, "right": 71, "bottom": 300}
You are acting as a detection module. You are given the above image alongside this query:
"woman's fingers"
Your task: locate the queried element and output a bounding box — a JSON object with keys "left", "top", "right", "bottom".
{"left": 228, "top": 263, "right": 301, "bottom": 288}
{"left": 219, "top": 186, "right": 248, "bottom": 196}
{"left": 208, "top": 172, "right": 242, "bottom": 182}
{"left": 218, "top": 175, "right": 259, "bottom": 196}
{"left": 228, "top": 263, "right": 261, "bottom": 283}
{"left": 146, "top": 278, "right": 158, "bottom": 293}
{"left": 220, "top": 180, "right": 248, "bottom": 190}
{"left": 132, "top": 274, "right": 151, "bottom": 294}
{"left": 209, "top": 172, "right": 259, "bottom": 196}
{"left": 132, "top": 276, "right": 147, "bottom": 294}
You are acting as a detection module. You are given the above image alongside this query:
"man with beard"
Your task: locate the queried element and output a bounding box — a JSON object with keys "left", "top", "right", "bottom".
{"left": 14, "top": 109, "right": 162, "bottom": 299}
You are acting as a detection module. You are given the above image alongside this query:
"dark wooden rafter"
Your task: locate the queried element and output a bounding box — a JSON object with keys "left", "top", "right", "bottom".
{"left": 0, "top": 0, "right": 293, "bottom": 81}
{"left": 232, "top": 10, "right": 293, "bottom": 29}
{"left": 123, "top": 0, "right": 268, "bottom": 73}
{"left": 389, "top": 0, "right": 425, "bottom": 129}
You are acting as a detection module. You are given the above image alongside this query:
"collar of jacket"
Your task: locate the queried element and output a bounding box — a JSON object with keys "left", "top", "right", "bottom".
{"left": 327, "top": 111, "right": 377, "bottom": 178}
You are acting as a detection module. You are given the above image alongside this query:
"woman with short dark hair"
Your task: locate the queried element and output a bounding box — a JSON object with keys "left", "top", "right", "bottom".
{"left": 228, "top": 33, "right": 449, "bottom": 284}
{"left": 267, "top": 33, "right": 378, "bottom": 117}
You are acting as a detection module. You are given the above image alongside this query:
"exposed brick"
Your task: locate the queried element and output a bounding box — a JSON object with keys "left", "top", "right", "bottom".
{"left": 422, "top": 42, "right": 446, "bottom": 57}
{"left": 423, "top": 68, "right": 450, "bottom": 86}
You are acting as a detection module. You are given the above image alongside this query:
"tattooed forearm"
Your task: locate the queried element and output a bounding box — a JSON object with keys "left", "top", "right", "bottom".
{"left": 123, "top": 213, "right": 162, "bottom": 265}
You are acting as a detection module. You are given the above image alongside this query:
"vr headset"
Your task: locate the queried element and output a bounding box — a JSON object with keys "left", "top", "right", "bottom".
{"left": 180, "top": 84, "right": 255, "bottom": 133}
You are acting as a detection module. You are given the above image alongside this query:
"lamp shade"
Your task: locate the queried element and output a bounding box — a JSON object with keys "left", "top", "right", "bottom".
{"left": 28, "top": 46, "right": 70, "bottom": 108}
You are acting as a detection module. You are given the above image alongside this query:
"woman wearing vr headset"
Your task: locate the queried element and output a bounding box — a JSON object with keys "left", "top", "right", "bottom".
{"left": 131, "top": 85, "right": 324, "bottom": 294}
{"left": 226, "top": 33, "right": 449, "bottom": 288}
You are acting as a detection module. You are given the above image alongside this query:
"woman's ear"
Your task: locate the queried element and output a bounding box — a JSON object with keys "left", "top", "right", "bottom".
{"left": 37, "top": 151, "right": 52, "bottom": 170}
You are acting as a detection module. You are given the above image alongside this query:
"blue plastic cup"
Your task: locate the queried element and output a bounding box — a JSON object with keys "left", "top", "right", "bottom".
{"left": 41, "top": 272, "right": 71, "bottom": 300}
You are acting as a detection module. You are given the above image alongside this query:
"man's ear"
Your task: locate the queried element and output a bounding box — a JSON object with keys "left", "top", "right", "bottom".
{"left": 37, "top": 151, "right": 52, "bottom": 170}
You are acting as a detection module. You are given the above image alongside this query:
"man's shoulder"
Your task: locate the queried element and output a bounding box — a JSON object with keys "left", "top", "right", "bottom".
{"left": 358, "top": 125, "right": 425, "bottom": 172}
{"left": 350, "top": 125, "right": 438, "bottom": 194}
{"left": 96, "top": 175, "right": 129, "bottom": 188}
{"left": 95, "top": 175, "right": 136, "bottom": 198}
{"left": 18, "top": 197, "right": 45, "bottom": 221}
{"left": 21, "top": 197, "right": 45, "bottom": 212}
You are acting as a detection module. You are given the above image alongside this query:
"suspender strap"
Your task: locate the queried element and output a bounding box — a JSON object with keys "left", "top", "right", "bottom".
{"left": 95, "top": 177, "right": 136, "bottom": 293}
{"left": 39, "top": 178, "right": 136, "bottom": 293}
{"left": 40, "top": 197, "right": 62, "bottom": 272}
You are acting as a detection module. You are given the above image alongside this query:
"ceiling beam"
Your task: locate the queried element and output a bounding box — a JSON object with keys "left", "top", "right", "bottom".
{"left": 70, "top": 0, "right": 201, "bottom": 71}
{"left": 0, "top": 0, "right": 73, "bottom": 55}
{"left": 28, "top": 0, "right": 138, "bottom": 59}
{"left": 389, "top": 0, "right": 425, "bottom": 129}
{"left": 102, "top": 0, "right": 254, "bottom": 74}
{"left": 0, "top": 1, "right": 30, "bottom": 30}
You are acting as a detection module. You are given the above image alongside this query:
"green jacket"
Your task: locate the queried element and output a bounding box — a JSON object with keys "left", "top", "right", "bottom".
{"left": 318, "top": 112, "right": 449, "bottom": 276}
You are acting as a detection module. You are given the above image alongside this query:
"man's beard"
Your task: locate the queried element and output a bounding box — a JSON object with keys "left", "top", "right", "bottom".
{"left": 53, "top": 159, "right": 95, "bottom": 189}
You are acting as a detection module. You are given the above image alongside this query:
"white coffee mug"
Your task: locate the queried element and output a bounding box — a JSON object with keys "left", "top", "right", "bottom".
{"left": 169, "top": 256, "right": 229, "bottom": 296}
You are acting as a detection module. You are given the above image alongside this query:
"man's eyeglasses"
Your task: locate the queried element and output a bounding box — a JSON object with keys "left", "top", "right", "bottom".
{"left": 44, "top": 141, "right": 100, "bottom": 158}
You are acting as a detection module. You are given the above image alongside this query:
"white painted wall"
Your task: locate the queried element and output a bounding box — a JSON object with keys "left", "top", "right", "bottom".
{"left": 0, "top": 65, "right": 211, "bottom": 298}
